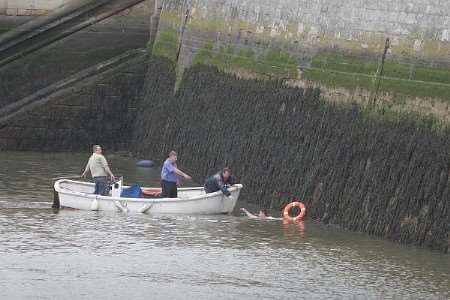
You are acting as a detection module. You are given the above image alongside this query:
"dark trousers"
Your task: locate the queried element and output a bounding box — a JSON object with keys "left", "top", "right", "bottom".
{"left": 94, "top": 176, "right": 108, "bottom": 196}
{"left": 161, "top": 180, "right": 177, "bottom": 198}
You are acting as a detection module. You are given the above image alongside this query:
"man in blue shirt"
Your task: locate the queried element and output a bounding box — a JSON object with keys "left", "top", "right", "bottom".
{"left": 161, "top": 150, "right": 192, "bottom": 198}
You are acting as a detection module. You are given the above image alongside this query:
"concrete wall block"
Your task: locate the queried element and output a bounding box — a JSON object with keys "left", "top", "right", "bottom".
{"left": 5, "top": 8, "right": 18, "bottom": 15}
{"left": 16, "top": 8, "right": 49, "bottom": 16}
{"left": 178, "top": 0, "right": 449, "bottom": 62}
{"left": 7, "top": 0, "right": 34, "bottom": 9}
{"left": 9, "top": 0, "right": 66, "bottom": 10}
{"left": 0, "top": 0, "right": 7, "bottom": 13}
{"left": 184, "top": 0, "right": 450, "bottom": 43}
{"left": 0, "top": 55, "right": 147, "bottom": 151}
{"left": 1, "top": 0, "right": 72, "bottom": 13}
{"left": 392, "top": 25, "right": 411, "bottom": 35}
{"left": 16, "top": 8, "right": 32, "bottom": 15}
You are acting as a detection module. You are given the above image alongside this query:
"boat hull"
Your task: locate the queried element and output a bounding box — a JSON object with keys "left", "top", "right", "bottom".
{"left": 54, "top": 179, "right": 241, "bottom": 214}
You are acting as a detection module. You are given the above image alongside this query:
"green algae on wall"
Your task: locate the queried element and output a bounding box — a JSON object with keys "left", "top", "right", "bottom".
{"left": 151, "top": 30, "right": 178, "bottom": 61}
{"left": 158, "top": 10, "right": 182, "bottom": 28}
{"left": 306, "top": 53, "right": 450, "bottom": 100}
{"left": 312, "top": 53, "right": 450, "bottom": 84}
{"left": 194, "top": 43, "right": 298, "bottom": 78}
{"left": 304, "top": 69, "right": 450, "bottom": 100}
{"left": 192, "top": 44, "right": 450, "bottom": 100}
{"left": 155, "top": 8, "right": 450, "bottom": 99}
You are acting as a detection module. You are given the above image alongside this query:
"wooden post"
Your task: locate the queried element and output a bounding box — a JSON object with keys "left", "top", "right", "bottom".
{"left": 175, "top": 9, "right": 189, "bottom": 64}
{"left": 371, "top": 37, "right": 390, "bottom": 105}
{"left": 148, "top": 0, "right": 162, "bottom": 55}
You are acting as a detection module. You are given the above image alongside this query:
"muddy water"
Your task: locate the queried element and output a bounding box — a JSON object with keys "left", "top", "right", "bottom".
{"left": 0, "top": 152, "right": 448, "bottom": 299}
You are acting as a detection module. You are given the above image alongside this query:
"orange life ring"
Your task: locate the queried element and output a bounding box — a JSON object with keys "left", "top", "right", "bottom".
{"left": 142, "top": 188, "right": 162, "bottom": 197}
{"left": 283, "top": 201, "right": 306, "bottom": 221}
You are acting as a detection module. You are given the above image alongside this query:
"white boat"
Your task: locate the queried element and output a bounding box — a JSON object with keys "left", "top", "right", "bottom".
{"left": 53, "top": 179, "right": 242, "bottom": 214}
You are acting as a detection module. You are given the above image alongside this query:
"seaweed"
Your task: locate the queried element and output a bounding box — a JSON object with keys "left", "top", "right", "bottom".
{"left": 135, "top": 58, "right": 450, "bottom": 253}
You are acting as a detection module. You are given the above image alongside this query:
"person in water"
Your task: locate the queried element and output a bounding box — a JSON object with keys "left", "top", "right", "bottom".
{"left": 204, "top": 167, "right": 236, "bottom": 197}
{"left": 161, "top": 150, "right": 192, "bottom": 198}
{"left": 81, "top": 145, "right": 115, "bottom": 196}
{"left": 240, "top": 208, "right": 281, "bottom": 220}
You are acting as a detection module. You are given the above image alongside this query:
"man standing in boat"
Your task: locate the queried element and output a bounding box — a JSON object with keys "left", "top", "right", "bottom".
{"left": 161, "top": 150, "right": 192, "bottom": 198}
{"left": 81, "top": 145, "right": 115, "bottom": 196}
{"left": 204, "top": 167, "right": 236, "bottom": 197}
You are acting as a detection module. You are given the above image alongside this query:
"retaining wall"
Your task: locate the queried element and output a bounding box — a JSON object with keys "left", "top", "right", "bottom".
{"left": 153, "top": 0, "right": 450, "bottom": 122}
{"left": 0, "top": 0, "right": 72, "bottom": 16}
{"left": 0, "top": 1, "right": 150, "bottom": 109}
{"left": 0, "top": 55, "right": 147, "bottom": 151}
{"left": 134, "top": 57, "right": 449, "bottom": 253}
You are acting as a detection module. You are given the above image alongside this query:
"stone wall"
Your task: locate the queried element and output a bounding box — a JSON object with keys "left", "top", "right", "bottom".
{"left": 167, "top": 0, "right": 450, "bottom": 65}
{"left": 152, "top": 0, "right": 450, "bottom": 122}
{"left": 1, "top": 0, "right": 73, "bottom": 15}
{"left": 0, "top": 55, "right": 147, "bottom": 151}
{"left": 133, "top": 57, "right": 449, "bottom": 253}
{"left": 0, "top": 1, "right": 151, "bottom": 109}
{"left": 0, "top": 1, "right": 152, "bottom": 152}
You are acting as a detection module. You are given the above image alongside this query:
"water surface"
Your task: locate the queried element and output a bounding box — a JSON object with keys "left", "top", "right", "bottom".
{"left": 0, "top": 152, "right": 448, "bottom": 299}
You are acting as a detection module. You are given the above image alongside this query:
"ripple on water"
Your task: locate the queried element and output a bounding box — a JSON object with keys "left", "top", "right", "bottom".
{"left": 0, "top": 152, "right": 449, "bottom": 300}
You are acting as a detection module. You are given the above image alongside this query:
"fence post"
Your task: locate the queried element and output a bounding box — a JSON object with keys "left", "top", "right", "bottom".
{"left": 371, "top": 37, "right": 390, "bottom": 105}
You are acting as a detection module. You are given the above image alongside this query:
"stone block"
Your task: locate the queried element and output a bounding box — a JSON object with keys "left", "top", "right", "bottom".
{"left": 33, "top": 0, "right": 65, "bottom": 10}
{"left": 15, "top": 8, "right": 49, "bottom": 16}
{"left": 17, "top": 8, "right": 33, "bottom": 16}
{"left": 5, "top": 8, "right": 18, "bottom": 15}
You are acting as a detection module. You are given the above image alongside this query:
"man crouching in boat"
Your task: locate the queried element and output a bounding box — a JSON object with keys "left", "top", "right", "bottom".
{"left": 204, "top": 167, "right": 236, "bottom": 198}
{"left": 161, "top": 150, "right": 192, "bottom": 198}
{"left": 81, "top": 145, "right": 115, "bottom": 196}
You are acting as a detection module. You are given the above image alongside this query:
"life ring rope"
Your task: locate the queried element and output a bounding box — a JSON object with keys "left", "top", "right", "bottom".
{"left": 283, "top": 201, "right": 306, "bottom": 221}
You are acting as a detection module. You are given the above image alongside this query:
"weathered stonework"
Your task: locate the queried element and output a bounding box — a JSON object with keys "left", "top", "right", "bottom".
{"left": 150, "top": 0, "right": 450, "bottom": 122}
{"left": 0, "top": 1, "right": 151, "bottom": 150}
{"left": 0, "top": 55, "right": 147, "bottom": 151}
{"left": 134, "top": 58, "right": 449, "bottom": 253}
{"left": 1, "top": 0, "right": 75, "bottom": 16}
{"left": 0, "top": 1, "right": 447, "bottom": 253}
{"left": 175, "top": 0, "right": 450, "bottom": 62}
{"left": 0, "top": 1, "right": 151, "bottom": 109}
{"left": 287, "top": 79, "right": 450, "bottom": 123}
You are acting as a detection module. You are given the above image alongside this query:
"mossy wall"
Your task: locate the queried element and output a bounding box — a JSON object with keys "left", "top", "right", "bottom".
{"left": 151, "top": 30, "right": 178, "bottom": 61}
{"left": 305, "top": 53, "right": 450, "bottom": 101}
{"left": 0, "top": 4, "right": 150, "bottom": 109}
{"left": 134, "top": 57, "right": 449, "bottom": 253}
{"left": 151, "top": 0, "right": 450, "bottom": 119}
{"left": 165, "top": 0, "right": 450, "bottom": 63}
{"left": 0, "top": 56, "right": 147, "bottom": 152}
{"left": 193, "top": 44, "right": 298, "bottom": 79}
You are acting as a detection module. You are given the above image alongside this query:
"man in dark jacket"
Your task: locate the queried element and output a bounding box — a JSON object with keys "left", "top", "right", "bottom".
{"left": 204, "top": 167, "right": 236, "bottom": 197}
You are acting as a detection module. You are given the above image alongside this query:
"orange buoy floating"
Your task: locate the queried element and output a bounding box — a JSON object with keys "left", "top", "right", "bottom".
{"left": 142, "top": 188, "right": 162, "bottom": 197}
{"left": 283, "top": 201, "right": 306, "bottom": 221}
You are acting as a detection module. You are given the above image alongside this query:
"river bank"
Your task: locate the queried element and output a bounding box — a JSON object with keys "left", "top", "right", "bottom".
{"left": 0, "top": 53, "right": 448, "bottom": 253}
